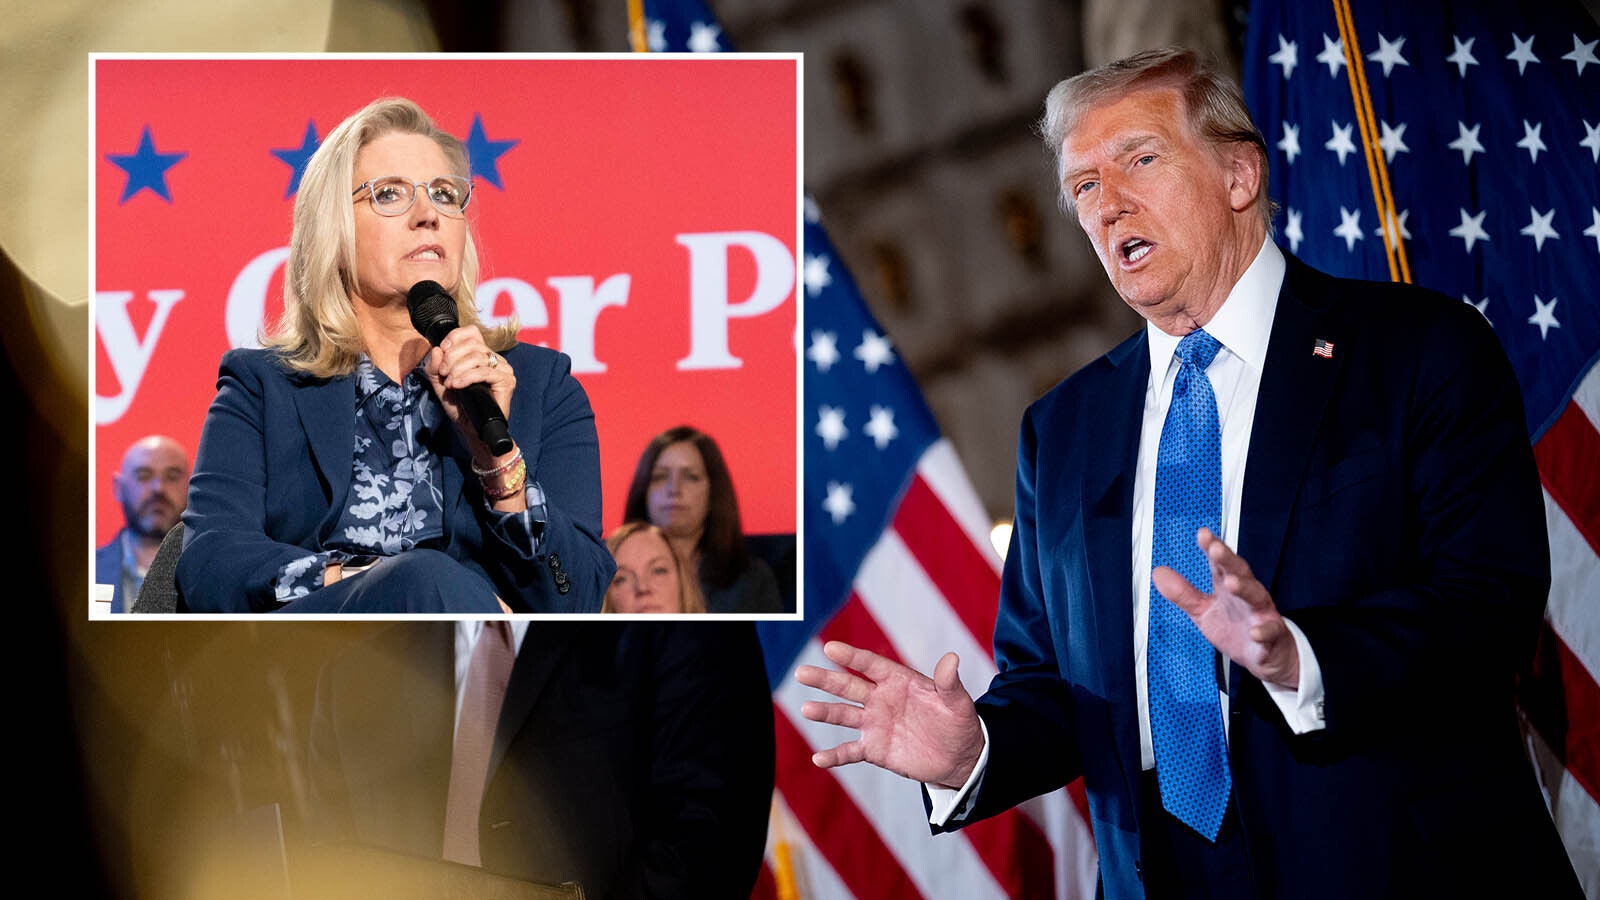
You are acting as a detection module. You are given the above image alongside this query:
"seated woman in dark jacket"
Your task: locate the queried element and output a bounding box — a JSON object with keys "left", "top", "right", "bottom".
{"left": 176, "top": 97, "right": 611, "bottom": 613}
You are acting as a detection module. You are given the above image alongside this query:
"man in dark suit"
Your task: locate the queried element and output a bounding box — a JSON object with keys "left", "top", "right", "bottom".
{"left": 95, "top": 434, "right": 189, "bottom": 612}
{"left": 797, "top": 47, "right": 1580, "bottom": 898}
{"left": 308, "top": 620, "right": 776, "bottom": 900}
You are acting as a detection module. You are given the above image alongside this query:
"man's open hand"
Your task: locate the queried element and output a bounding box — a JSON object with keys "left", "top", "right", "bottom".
{"left": 1153, "top": 528, "right": 1300, "bottom": 688}
{"left": 795, "top": 640, "right": 985, "bottom": 789}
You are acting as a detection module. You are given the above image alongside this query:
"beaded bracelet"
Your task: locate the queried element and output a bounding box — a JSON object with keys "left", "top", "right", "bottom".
{"left": 479, "top": 453, "right": 528, "bottom": 502}
{"left": 472, "top": 448, "right": 524, "bottom": 479}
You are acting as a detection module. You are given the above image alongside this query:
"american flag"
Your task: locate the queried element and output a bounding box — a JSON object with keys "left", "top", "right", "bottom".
{"left": 1244, "top": 1, "right": 1600, "bottom": 893}
{"left": 634, "top": 2, "right": 1100, "bottom": 897}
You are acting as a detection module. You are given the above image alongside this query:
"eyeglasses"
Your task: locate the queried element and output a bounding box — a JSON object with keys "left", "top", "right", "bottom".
{"left": 352, "top": 175, "right": 473, "bottom": 218}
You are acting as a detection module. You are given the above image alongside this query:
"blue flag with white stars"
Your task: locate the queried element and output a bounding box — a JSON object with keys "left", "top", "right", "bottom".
{"left": 642, "top": 0, "right": 732, "bottom": 52}
{"left": 758, "top": 202, "right": 945, "bottom": 676}
{"left": 1244, "top": 0, "right": 1600, "bottom": 439}
{"left": 1246, "top": 1, "right": 1600, "bottom": 888}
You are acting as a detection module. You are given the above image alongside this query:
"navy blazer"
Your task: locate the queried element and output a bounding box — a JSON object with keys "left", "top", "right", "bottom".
{"left": 950, "top": 258, "right": 1579, "bottom": 898}
{"left": 176, "top": 343, "right": 613, "bottom": 613}
{"left": 308, "top": 621, "right": 776, "bottom": 900}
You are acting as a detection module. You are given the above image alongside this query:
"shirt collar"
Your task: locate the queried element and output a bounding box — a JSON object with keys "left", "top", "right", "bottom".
{"left": 456, "top": 620, "right": 531, "bottom": 659}
{"left": 353, "top": 354, "right": 430, "bottom": 405}
{"left": 353, "top": 355, "right": 390, "bottom": 407}
{"left": 1144, "top": 236, "right": 1284, "bottom": 378}
{"left": 119, "top": 529, "right": 148, "bottom": 576}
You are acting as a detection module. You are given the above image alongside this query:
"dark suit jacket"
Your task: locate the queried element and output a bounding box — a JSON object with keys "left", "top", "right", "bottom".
{"left": 94, "top": 529, "right": 127, "bottom": 613}
{"left": 176, "top": 343, "right": 613, "bottom": 612}
{"left": 308, "top": 621, "right": 776, "bottom": 900}
{"left": 947, "top": 257, "right": 1579, "bottom": 898}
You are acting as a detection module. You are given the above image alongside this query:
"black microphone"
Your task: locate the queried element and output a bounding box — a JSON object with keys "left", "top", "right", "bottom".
{"left": 406, "top": 280, "right": 515, "bottom": 456}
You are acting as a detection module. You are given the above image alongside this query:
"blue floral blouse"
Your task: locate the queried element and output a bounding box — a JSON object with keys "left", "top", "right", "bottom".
{"left": 273, "top": 357, "right": 547, "bottom": 602}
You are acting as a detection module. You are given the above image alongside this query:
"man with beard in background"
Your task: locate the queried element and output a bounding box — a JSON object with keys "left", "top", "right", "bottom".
{"left": 96, "top": 434, "right": 189, "bottom": 612}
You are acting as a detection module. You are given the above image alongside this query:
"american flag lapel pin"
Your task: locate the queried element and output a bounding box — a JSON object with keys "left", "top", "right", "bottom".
{"left": 1313, "top": 338, "right": 1335, "bottom": 359}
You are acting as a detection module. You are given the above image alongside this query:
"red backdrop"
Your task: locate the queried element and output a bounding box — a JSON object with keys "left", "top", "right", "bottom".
{"left": 93, "top": 55, "right": 798, "bottom": 546}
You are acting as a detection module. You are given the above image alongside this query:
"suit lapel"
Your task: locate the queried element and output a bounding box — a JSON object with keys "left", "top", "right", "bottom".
{"left": 292, "top": 372, "right": 355, "bottom": 538}
{"left": 488, "top": 623, "right": 574, "bottom": 780}
{"left": 416, "top": 385, "right": 474, "bottom": 539}
{"left": 1081, "top": 333, "right": 1149, "bottom": 804}
{"left": 1238, "top": 257, "right": 1341, "bottom": 600}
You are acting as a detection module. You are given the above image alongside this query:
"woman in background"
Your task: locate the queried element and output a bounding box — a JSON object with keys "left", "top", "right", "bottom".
{"left": 623, "top": 426, "right": 782, "bottom": 614}
{"left": 603, "top": 521, "right": 706, "bottom": 613}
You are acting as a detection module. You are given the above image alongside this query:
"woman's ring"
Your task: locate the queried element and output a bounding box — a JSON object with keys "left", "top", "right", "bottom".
{"left": 487, "top": 352, "right": 498, "bottom": 369}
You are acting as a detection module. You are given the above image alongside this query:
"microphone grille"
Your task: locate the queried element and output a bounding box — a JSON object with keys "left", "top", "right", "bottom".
{"left": 406, "top": 280, "right": 458, "bottom": 344}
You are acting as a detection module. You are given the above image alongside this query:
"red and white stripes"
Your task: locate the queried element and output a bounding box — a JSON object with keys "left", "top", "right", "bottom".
{"left": 1531, "top": 358, "right": 1600, "bottom": 893}
{"left": 764, "top": 439, "right": 1099, "bottom": 900}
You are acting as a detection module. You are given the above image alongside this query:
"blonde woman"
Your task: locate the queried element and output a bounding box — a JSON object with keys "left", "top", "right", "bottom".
{"left": 603, "top": 521, "right": 707, "bottom": 614}
{"left": 177, "top": 97, "right": 611, "bottom": 613}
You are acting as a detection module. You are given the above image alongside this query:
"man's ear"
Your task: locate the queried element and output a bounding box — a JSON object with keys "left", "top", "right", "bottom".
{"left": 1225, "top": 143, "right": 1264, "bottom": 215}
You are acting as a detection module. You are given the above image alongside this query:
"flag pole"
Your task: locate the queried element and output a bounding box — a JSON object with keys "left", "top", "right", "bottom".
{"left": 1332, "top": 0, "right": 1413, "bottom": 283}
{"left": 627, "top": 0, "right": 649, "bottom": 52}
{"left": 770, "top": 794, "right": 803, "bottom": 900}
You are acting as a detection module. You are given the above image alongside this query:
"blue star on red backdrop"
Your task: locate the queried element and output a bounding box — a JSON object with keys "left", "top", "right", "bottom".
{"left": 270, "top": 121, "right": 321, "bottom": 198}
{"left": 466, "top": 114, "right": 519, "bottom": 189}
{"left": 107, "top": 126, "right": 187, "bottom": 203}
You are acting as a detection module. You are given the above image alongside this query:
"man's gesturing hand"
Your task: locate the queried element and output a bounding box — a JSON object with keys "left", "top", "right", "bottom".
{"left": 1153, "top": 527, "right": 1300, "bottom": 689}
{"left": 795, "top": 640, "right": 985, "bottom": 789}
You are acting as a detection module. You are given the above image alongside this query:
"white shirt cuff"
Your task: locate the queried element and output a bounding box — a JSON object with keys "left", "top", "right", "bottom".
{"left": 1263, "top": 617, "right": 1326, "bottom": 733}
{"left": 927, "top": 718, "right": 990, "bottom": 826}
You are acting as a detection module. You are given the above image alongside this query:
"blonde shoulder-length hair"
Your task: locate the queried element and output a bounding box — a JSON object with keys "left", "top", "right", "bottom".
{"left": 263, "top": 96, "right": 518, "bottom": 377}
{"left": 603, "top": 521, "right": 708, "bottom": 614}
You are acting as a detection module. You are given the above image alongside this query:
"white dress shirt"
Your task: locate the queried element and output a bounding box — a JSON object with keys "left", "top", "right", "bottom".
{"left": 453, "top": 620, "right": 530, "bottom": 737}
{"left": 929, "top": 238, "right": 1325, "bottom": 824}
{"left": 1130, "top": 236, "right": 1324, "bottom": 768}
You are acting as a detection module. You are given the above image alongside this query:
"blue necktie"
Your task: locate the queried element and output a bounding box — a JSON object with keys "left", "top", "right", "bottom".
{"left": 1148, "top": 328, "right": 1231, "bottom": 841}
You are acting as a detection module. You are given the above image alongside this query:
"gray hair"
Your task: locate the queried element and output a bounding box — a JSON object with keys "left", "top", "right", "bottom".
{"left": 1039, "top": 47, "right": 1275, "bottom": 226}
